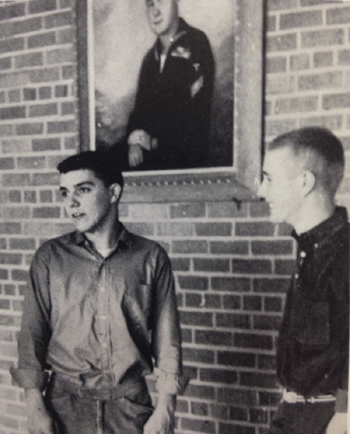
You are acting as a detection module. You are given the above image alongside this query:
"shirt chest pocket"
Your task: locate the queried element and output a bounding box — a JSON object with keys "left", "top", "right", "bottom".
{"left": 290, "top": 295, "right": 330, "bottom": 348}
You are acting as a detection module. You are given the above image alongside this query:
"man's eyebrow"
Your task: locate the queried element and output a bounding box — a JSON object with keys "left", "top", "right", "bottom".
{"left": 59, "top": 181, "right": 95, "bottom": 191}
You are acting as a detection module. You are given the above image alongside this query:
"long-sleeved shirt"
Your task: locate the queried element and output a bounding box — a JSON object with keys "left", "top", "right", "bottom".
{"left": 127, "top": 18, "right": 215, "bottom": 170}
{"left": 11, "top": 225, "right": 183, "bottom": 393}
{"left": 276, "top": 207, "right": 349, "bottom": 410}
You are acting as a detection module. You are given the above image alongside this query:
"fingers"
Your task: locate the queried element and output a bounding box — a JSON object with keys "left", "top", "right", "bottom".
{"left": 129, "top": 144, "right": 144, "bottom": 167}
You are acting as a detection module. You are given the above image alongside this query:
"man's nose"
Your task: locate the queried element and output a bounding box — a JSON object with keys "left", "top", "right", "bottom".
{"left": 67, "top": 193, "right": 79, "bottom": 208}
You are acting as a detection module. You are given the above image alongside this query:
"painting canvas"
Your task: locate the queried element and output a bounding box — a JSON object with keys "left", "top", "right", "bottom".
{"left": 93, "top": 0, "right": 235, "bottom": 172}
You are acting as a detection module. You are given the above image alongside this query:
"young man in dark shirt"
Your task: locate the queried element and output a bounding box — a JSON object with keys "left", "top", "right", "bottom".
{"left": 127, "top": 0, "right": 215, "bottom": 171}
{"left": 259, "top": 127, "right": 348, "bottom": 434}
{"left": 11, "top": 151, "right": 184, "bottom": 434}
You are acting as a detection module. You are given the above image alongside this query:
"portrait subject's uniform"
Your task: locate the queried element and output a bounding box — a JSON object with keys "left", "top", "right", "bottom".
{"left": 127, "top": 18, "right": 215, "bottom": 170}
{"left": 11, "top": 225, "right": 183, "bottom": 434}
{"left": 271, "top": 207, "right": 349, "bottom": 434}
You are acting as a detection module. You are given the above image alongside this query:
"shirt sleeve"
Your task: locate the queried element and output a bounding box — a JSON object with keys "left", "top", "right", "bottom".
{"left": 150, "top": 247, "right": 187, "bottom": 395}
{"left": 10, "top": 247, "right": 52, "bottom": 390}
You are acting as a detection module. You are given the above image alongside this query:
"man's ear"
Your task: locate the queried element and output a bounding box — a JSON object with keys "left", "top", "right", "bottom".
{"left": 301, "top": 170, "right": 316, "bottom": 197}
{"left": 109, "top": 183, "right": 122, "bottom": 204}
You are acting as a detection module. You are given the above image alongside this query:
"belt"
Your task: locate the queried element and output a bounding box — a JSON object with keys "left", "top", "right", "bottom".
{"left": 282, "top": 388, "right": 336, "bottom": 404}
{"left": 47, "top": 374, "right": 147, "bottom": 400}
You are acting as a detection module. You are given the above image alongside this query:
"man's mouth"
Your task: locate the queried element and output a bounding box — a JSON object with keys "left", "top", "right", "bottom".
{"left": 72, "top": 213, "right": 85, "bottom": 220}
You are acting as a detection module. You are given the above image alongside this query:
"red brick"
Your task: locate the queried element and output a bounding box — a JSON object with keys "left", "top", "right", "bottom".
{"left": 210, "top": 241, "right": 248, "bottom": 255}
{"left": 24, "top": 191, "right": 37, "bottom": 203}
{"left": 267, "top": 34, "right": 297, "bottom": 52}
{"left": 16, "top": 123, "right": 44, "bottom": 135}
{"left": 211, "top": 277, "right": 251, "bottom": 292}
{"left": 195, "top": 223, "right": 232, "bottom": 237}
{"left": 172, "top": 240, "right": 207, "bottom": 254}
{"left": 178, "top": 275, "right": 208, "bottom": 290}
{"left": 323, "top": 93, "right": 350, "bottom": 110}
{"left": 9, "top": 239, "right": 36, "bottom": 250}
{"left": 30, "top": 67, "right": 60, "bottom": 83}
{"left": 195, "top": 330, "right": 232, "bottom": 346}
{"left": 0, "top": 253, "right": 22, "bottom": 265}
{"left": 46, "top": 47, "right": 75, "bottom": 64}
{"left": 218, "top": 388, "right": 258, "bottom": 406}
{"left": 180, "top": 311, "right": 213, "bottom": 327}
{"left": 266, "top": 56, "right": 287, "bottom": 74}
{"left": 216, "top": 313, "right": 251, "bottom": 329}
{"left": 217, "top": 351, "right": 256, "bottom": 368}
{"left": 62, "top": 65, "right": 74, "bottom": 79}
{"left": 300, "top": 115, "right": 343, "bottom": 130}
{"left": 8, "top": 89, "right": 21, "bottom": 102}
{"left": 0, "top": 158, "right": 15, "bottom": 170}
{"left": 275, "top": 96, "right": 318, "bottom": 114}
{"left": 222, "top": 295, "right": 241, "bottom": 310}
{"left": 0, "top": 223, "right": 21, "bottom": 234}
{"left": 182, "top": 347, "right": 215, "bottom": 364}
{"left": 0, "top": 238, "right": 7, "bottom": 249}
{"left": 249, "top": 408, "right": 269, "bottom": 424}
{"left": 207, "top": 202, "right": 248, "bottom": 218}
{"left": 234, "top": 333, "right": 273, "bottom": 350}
{"left": 232, "top": 259, "right": 272, "bottom": 275}
{"left": 241, "top": 372, "right": 277, "bottom": 389}
{"left": 301, "top": 29, "right": 344, "bottom": 48}
{"left": 40, "top": 191, "right": 53, "bottom": 203}
{"left": 313, "top": 51, "right": 333, "bottom": 68}
{"left": 0, "top": 269, "right": 9, "bottom": 280}
{"left": 0, "top": 57, "right": 11, "bottom": 70}
{"left": 29, "top": 102, "right": 58, "bottom": 117}
{"left": 290, "top": 53, "right": 310, "bottom": 71}
{"left": 55, "top": 84, "right": 68, "bottom": 97}
{"left": 275, "top": 260, "right": 295, "bottom": 275}
{"left": 11, "top": 269, "right": 28, "bottom": 281}
{"left": 32, "top": 138, "right": 61, "bottom": 151}
{"left": 23, "top": 87, "right": 37, "bottom": 100}
{"left": 185, "top": 293, "right": 220, "bottom": 309}
{"left": 32, "top": 207, "right": 60, "bottom": 218}
{"left": 338, "top": 49, "right": 350, "bottom": 66}
{"left": 18, "top": 156, "right": 45, "bottom": 170}
{"left": 32, "top": 172, "right": 59, "bottom": 186}
{"left": 194, "top": 258, "right": 230, "bottom": 273}
{"left": 2, "top": 173, "right": 30, "bottom": 187}
{"left": 253, "top": 315, "right": 281, "bottom": 331}
{"left": 267, "top": 15, "right": 277, "bottom": 32}
{"left": 13, "top": 17, "right": 43, "bottom": 35}
{"left": 326, "top": 7, "right": 350, "bottom": 25}
{"left": 249, "top": 201, "right": 270, "bottom": 218}
{"left": 258, "top": 354, "right": 277, "bottom": 371}
{"left": 61, "top": 102, "right": 75, "bottom": 115}
{"left": 253, "top": 278, "right": 290, "bottom": 293}
{"left": 184, "top": 384, "right": 216, "bottom": 400}
{"left": 251, "top": 240, "right": 293, "bottom": 255}
{"left": 301, "top": 0, "right": 331, "bottom": 5}
{"left": 181, "top": 418, "right": 215, "bottom": 434}
{"left": 0, "top": 3, "right": 26, "bottom": 21}
{"left": 39, "top": 86, "right": 52, "bottom": 99}
{"left": 264, "top": 296, "right": 283, "bottom": 312}
{"left": 267, "top": 0, "right": 298, "bottom": 11}
{"left": 229, "top": 407, "right": 248, "bottom": 422}
{"left": 3, "top": 207, "right": 30, "bottom": 219}
{"left": 157, "top": 222, "right": 192, "bottom": 236}
{"left": 0, "top": 106, "right": 25, "bottom": 119}
{"left": 27, "top": 31, "right": 56, "bottom": 49}
{"left": 170, "top": 203, "right": 205, "bottom": 218}
{"left": 259, "top": 391, "right": 281, "bottom": 406}
{"left": 45, "top": 11, "right": 73, "bottom": 28}
{"left": 57, "top": 27, "right": 74, "bottom": 44}
{"left": 280, "top": 10, "right": 322, "bottom": 29}
{"left": 298, "top": 72, "right": 342, "bottom": 91}
{"left": 28, "top": 0, "right": 57, "bottom": 14}
{"left": 243, "top": 295, "right": 262, "bottom": 311}
{"left": 200, "top": 368, "right": 237, "bottom": 384}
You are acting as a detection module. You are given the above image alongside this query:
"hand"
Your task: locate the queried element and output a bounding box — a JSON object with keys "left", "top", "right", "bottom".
{"left": 128, "top": 144, "right": 144, "bottom": 167}
{"left": 143, "top": 393, "right": 175, "bottom": 434}
{"left": 326, "top": 412, "right": 347, "bottom": 434}
{"left": 128, "top": 129, "right": 152, "bottom": 150}
{"left": 25, "top": 389, "right": 54, "bottom": 434}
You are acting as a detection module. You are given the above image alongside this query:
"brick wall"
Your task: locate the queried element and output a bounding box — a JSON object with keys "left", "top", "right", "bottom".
{"left": 0, "top": 1, "right": 349, "bottom": 434}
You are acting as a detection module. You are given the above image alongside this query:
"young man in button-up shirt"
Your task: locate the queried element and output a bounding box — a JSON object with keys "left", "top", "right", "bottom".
{"left": 11, "top": 151, "right": 185, "bottom": 434}
{"left": 259, "top": 127, "right": 349, "bottom": 434}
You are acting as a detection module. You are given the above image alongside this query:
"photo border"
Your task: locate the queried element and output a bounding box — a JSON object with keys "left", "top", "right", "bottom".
{"left": 77, "top": 0, "right": 265, "bottom": 203}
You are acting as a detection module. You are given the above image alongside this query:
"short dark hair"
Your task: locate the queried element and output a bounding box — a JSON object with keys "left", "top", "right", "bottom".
{"left": 57, "top": 150, "right": 124, "bottom": 189}
{"left": 269, "top": 127, "right": 345, "bottom": 194}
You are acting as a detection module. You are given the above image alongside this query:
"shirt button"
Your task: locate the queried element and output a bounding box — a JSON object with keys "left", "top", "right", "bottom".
{"left": 314, "top": 243, "right": 318, "bottom": 248}
{"left": 294, "top": 273, "right": 299, "bottom": 279}
{"left": 300, "top": 251, "right": 306, "bottom": 258}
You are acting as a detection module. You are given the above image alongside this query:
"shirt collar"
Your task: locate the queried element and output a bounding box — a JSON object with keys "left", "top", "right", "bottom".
{"left": 71, "top": 223, "right": 134, "bottom": 250}
{"left": 291, "top": 206, "right": 349, "bottom": 251}
{"left": 154, "top": 17, "right": 189, "bottom": 60}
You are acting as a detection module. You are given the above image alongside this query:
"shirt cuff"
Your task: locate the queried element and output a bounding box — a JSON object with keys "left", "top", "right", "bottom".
{"left": 154, "top": 367, "right": 189, "bottom": 395}
{"left": 335, "top": 388, "right": 348, "bottom": 413}
{"left": 10, "top": 367, "right": 49, "bottom": 391}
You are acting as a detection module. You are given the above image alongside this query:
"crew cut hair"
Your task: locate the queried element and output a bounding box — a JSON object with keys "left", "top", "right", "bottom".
{"left": 57, "top": 150, "right": 124, "bottom": 189}
{"left": 269, "top": 127, "right": 345, "bottom": 195}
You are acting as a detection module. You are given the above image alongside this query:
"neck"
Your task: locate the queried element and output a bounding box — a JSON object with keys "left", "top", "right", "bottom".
{"left": 159, "top": 17, "right": 179, "bottom": 52}
{"left": 292, "top": 193, "right": 335, "bottom": 235}
{"left": 85, "top": 213, "right": 121, "bottom": 252}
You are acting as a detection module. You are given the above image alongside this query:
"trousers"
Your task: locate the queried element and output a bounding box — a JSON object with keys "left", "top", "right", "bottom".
{"left": 45, "top": 376, "right": 154, "bottom": 434}
{"left": 269, "top": 400, "right": 335, "bottom": 434}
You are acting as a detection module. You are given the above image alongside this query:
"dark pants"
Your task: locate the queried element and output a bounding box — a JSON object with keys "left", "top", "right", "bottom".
{"left": 269, "top": 401, "right": 335, "bottom": 434}
{"left": 45, "top": 377, "right": 154, "bottom": 434}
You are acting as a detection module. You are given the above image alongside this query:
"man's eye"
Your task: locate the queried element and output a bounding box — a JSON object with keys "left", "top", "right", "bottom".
{"left": 60, "top": 190, "right": 68, "bottom": 198}
{"left": 77, "top": 187, "right": 91, "bottom": 195}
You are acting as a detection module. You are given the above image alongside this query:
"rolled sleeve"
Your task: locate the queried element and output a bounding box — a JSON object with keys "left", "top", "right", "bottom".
{"left": 10, "top": 367, "right": 49, "bottom": 391}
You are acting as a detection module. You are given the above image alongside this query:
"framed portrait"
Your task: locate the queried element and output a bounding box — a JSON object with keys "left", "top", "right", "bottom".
{"left": 77, "top": 0, "right": 265, "bottom": 203}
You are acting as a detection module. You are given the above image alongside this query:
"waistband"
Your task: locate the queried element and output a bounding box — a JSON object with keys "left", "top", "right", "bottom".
{"left": 47, "top": 374, "right": 147, "bottom": 400}
{"left": 282, "top": 388, "right": 336, "bottom": 404}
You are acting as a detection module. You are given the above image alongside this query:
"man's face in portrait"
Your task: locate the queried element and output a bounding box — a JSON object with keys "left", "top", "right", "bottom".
{"left": 59, "top": 169, "right": 117, "bottom": 234}
{"left": 146, "top": 0, "right": 179, "bottom": 37}
{"left": 259, "top": 146, "right": 305, "bottom": 225}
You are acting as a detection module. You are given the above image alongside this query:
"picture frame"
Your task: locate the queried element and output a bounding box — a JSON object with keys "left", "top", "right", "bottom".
{"left": 77, "top": 0, "right": 265, "bottom": 203}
